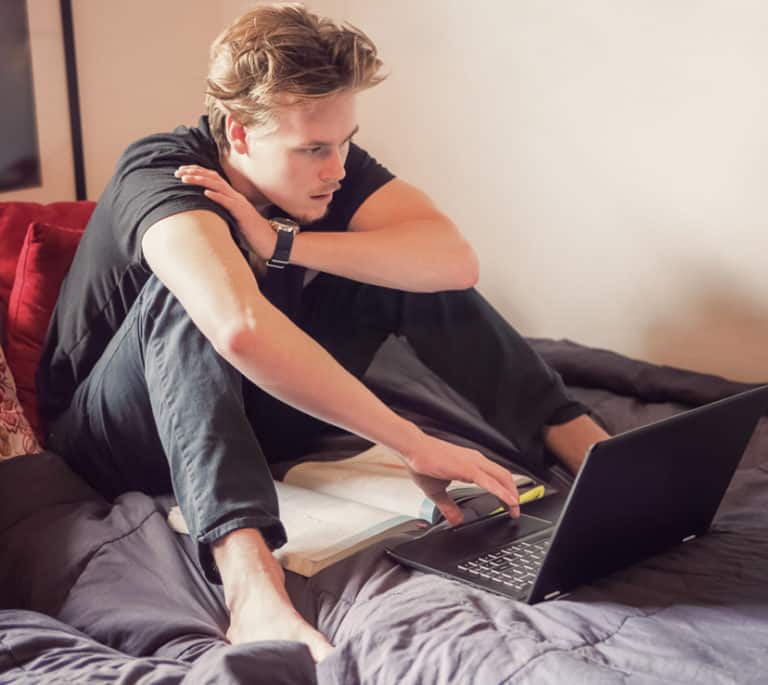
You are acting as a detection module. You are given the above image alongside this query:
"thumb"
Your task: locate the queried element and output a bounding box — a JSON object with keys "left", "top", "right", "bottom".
{"left": 430, "top": 491, "right": 464, "bottom": 526}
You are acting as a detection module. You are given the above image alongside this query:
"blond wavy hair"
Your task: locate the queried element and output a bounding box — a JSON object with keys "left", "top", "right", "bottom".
{"left": 205, "top": 3, "right": 385, "bottom": 151}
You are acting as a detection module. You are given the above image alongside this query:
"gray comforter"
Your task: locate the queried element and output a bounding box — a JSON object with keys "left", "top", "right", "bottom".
{"left": 1, "top": 337, "right": 766, "bottom": 684}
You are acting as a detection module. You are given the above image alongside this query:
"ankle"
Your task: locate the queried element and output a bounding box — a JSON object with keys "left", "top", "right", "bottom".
{"left": 543, "top": 415, "right": 610, "bottom": 474}
{"left": 212, "top": 528, "right": 288, "bottom": 609}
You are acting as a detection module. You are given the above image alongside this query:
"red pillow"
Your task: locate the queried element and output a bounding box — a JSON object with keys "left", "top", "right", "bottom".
{"left": 0, "top": 201, "right": 94, "bottom": 320}
{"left": 4, "top": 222, "right": 85, "bottom": 439}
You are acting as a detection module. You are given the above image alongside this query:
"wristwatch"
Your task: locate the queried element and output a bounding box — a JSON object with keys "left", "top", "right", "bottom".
{"left": 266, "top": 217, "right": 300, "bottom": 269}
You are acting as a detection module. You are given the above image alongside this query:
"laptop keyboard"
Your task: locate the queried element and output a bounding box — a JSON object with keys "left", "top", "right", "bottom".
{"left": 456, "top": 538, "right": 550, "bottom": 593}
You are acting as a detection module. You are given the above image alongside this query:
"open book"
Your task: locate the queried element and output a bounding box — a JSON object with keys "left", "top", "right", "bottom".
{"left": 167, "top": 444, "right": 532, "bottom": 577}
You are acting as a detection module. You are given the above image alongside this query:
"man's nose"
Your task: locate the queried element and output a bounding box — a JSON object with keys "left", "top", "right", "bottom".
{"left": 321, "top": 148, "right": 346, "bottom": 183}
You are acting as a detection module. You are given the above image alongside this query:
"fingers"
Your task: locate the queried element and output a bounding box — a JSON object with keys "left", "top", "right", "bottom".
{"left": 408, "top": 438, "right": 523, "bottom": 520}
{"left": 430, "top": 491, "right": 464, "bottom": 526}
{"left": 481, "top": 458, "right": 521, "bottom": 499}
{"left": 202, "top": 189, "right": 237, "bottom": 210}
{"left": 175, "top": 165, "right": 242, "bottom": 214}
{"left": 470, "top": 466, "right": 521, "bottom": 519}
{"left": 174, "top": 165, "right": 233, "bottom": 194}
{"left": 175, "top": 164, "right": 219, "bottom": 178}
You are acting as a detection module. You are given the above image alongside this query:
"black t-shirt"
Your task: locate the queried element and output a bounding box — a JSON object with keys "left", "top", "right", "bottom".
{"left": 38, "top": 116, "right": 394, "bottom": 421}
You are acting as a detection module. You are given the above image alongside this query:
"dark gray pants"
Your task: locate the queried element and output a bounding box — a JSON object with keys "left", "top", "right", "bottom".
{"left": 48, "top": 272, "right": 583, "bottom": 580}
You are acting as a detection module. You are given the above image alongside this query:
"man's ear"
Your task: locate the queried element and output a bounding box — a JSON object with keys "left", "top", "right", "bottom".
{"left": 225, "top": 115, "right": 249, "bottom": 155}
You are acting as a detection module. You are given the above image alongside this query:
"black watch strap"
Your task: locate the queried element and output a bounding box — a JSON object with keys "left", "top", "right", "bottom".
{"left": 267, "top": 223, "right": 297, "bottom": 269}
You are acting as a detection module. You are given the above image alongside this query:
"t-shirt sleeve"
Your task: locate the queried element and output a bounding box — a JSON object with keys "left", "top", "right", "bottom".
{"left": 109, "top": 136, "right": 236, "bottom": 267}
{"left": 322, "top": 142, "right": 395, "bottom": 230}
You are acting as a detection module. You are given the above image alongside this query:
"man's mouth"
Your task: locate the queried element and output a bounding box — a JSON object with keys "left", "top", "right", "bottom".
{"left": 310, "top": 186, "right": 340, "bottom": 201}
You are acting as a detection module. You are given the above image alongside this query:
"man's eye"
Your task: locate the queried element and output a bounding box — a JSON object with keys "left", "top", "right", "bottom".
{"left": 304, "top": 146, "right": 325, "bottom": 155}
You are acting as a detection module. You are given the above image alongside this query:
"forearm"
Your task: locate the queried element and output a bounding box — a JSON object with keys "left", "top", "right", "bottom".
{"left": 289, "top": 221, "right": 479, "bottom": 292}
{"left": 221, "top": 295, "right": 424, "bottom": 456}
{"left": 175, "top": 167, "right": 479, "bottom": 292}
{"left": 142, "top": 210, "right": 423, "bottom": 457}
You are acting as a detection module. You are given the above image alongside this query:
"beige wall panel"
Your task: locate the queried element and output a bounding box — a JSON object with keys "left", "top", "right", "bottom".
{"left": 312, "top": 0, "right": 768, "bottom": 381}
{"left": 12, "top": 0, "right": 763, "bottom": 380}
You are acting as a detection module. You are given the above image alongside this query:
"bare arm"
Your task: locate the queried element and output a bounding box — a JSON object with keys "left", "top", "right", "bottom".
{"left": 175, "top": 166, "right": 478, "bottom": 292}
{"left": 290, "top": 179, "right": 479, "bottom": 291}
{"left": 141, "top": 208, "right": 518, "bottom": 659}
{"left": 142, "top": 200, "right": 605, "bottom": 659}
{"left": 140, "top": 210, "right": 414, "bottom": 446}
{"left": 141, "top": 209, "right": 520, "bottom": 516}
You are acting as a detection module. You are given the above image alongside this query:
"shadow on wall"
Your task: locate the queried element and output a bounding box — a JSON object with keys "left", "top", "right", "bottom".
{"left": 643, "top": 265, "right": 768, "bottom": 383}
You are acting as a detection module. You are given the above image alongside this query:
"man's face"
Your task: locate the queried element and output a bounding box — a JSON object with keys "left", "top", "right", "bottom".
{"left": 241, "top": 90, "right": 358, "bottom": 224}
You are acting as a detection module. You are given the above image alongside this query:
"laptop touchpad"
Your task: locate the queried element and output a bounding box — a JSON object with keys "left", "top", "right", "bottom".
{"left": 392, "top": 514, "right": 553, "bottom": 566}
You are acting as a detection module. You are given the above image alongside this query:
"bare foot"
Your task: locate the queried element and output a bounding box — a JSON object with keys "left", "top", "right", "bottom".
{"left": 543, "top": 414, "right": 611, "bottom": 474}
{"left": 227, "top": 587, "right": 334, "bottom": 663}
{"left": 213, "top": 528, "right": 335, "bottom": 663}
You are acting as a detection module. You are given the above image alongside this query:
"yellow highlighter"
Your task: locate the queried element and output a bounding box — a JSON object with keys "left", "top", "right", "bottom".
{"left": 489, "top": 484, "right": 546, "bottom": 515}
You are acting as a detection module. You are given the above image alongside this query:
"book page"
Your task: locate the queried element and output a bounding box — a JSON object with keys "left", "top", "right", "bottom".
{"left": 274, "top": 481, "right": 416, "bottom": 576}
{"left": 167, "top": 482, "right": 418, "bottom": 577}
{"left": 283, "top": 444, "right": 532, "bottom": 520}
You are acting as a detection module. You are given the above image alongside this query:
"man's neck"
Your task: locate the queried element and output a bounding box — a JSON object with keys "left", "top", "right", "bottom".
{"left": 218, "top": 148, "right": 271, "bottom": 214}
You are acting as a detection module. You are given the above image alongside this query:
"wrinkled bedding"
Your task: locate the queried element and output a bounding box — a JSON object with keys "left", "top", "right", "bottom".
{"left": 1, "top": 337, "right": 766, "bottom": 684}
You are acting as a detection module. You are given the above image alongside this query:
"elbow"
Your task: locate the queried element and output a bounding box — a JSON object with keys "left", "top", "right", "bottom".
{"left": 452, "top": 242, "right": 480, "bottom": 290}
{"left": 214, "top": 316, "right": 263, "bottom": 360}
{"left": 431, "top": 242, "right": 478, "bottom": 292}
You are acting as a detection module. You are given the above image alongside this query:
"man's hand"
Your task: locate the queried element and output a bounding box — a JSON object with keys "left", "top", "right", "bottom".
{"left": 175, "top": 165, "right": 276, "bottom": 260}
{"left": 213, "top": 528, "right": 334, "bottom": 664}
{"left": 401, "top": 431, "right": 522, "bottom": 526}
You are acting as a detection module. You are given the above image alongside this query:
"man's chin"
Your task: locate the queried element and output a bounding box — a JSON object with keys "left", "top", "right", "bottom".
{"left": 289, "top": 205, "right": 330, "bottom": 226}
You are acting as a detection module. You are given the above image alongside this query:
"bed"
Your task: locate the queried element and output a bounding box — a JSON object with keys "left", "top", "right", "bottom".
{"left": 1, "top": 201, "right": 767, "bottom": 684}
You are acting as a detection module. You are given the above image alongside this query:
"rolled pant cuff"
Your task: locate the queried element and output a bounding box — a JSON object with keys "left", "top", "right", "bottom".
{"left": 546, "top": 400, "right": 591, "bottom": 426}
{"left": 196, "top": 515, "right": 288, "bottom": 585}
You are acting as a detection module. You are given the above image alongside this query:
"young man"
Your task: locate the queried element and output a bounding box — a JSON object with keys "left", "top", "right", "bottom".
{"left": 39, "top": 4, "right": 608, "bottom": 663}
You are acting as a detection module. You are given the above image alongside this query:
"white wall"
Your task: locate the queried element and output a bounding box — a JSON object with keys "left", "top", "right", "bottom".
{"left": 311, "top": 0, "right": 768, "bottom": 382}
{"left": 5, "top": 0, "right": 765, "bottom": 381}
{"left": 71, "top": 0, "right": 285, "bottom": 199}
{"left": 71, "top": 0, "right": 247, "bottom": 199}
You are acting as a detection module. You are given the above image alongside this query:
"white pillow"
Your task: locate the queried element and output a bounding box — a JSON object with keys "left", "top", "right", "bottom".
{"left": 0, "top": 345, "right": 42, "bottom": 459}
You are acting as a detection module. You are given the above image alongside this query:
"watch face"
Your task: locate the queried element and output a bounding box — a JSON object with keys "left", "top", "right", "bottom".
{"left": 270, "top": 217, "right": 300, "bottom": 234}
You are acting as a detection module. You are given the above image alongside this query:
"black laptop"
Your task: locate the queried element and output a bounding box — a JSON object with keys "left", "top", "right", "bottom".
{"left": 387, "top": 385, "right": 768, "bottom": 603}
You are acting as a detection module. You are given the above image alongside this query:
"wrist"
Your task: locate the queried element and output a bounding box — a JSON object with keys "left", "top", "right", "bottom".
{"left": 266, "top": 217, "right": 300, "bottom": 268}
{"left": 240, "top": 214, "right": 277, "bottom": 261}
{"left": 387, "top": 421, "right": 427, "bottom": 466}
